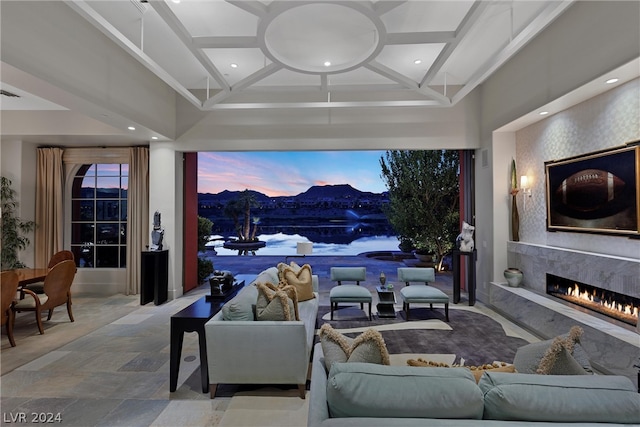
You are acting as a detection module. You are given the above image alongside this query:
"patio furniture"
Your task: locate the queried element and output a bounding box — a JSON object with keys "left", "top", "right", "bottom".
{"left": 398, "top": 267, "right": 449, "bottom": 321}
{"left": 329, "top": 267, "right": 372, "bottom": 320}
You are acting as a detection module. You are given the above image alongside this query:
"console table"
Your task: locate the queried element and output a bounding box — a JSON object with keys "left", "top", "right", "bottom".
{"left": 169, "top": 274, "right": 254, "bottom": 393}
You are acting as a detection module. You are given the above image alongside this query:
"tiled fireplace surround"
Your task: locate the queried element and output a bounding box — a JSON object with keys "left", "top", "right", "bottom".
{"left": 489, "top": 242, "right": 639, "bottom": 388}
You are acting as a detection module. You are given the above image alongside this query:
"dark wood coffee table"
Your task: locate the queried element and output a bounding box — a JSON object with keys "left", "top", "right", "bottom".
{"left": 169, "top": 274, "right": 255, "bottom": 393}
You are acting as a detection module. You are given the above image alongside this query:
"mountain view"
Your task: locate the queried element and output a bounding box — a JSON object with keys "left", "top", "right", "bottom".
{"left": 198, "top": 184, "right": 395, "bottom": 247}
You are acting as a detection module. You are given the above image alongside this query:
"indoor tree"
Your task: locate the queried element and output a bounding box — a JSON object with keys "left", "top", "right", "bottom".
{"left": 1, "top": 176, "right": 36, "bottom": 269}
{"left": 380, "top": 150, "right": 460, "bottom": 269}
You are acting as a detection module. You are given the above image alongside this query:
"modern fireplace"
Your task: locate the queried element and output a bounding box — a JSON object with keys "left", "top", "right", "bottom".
{"left": 546, "top": 274, "right": 639, "bottom": 326}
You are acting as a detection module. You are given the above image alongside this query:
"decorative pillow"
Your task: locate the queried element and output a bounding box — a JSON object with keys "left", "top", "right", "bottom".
{"left": 221, "top": 285, "right": 258, "bottom": 321}
{"left": 278, "top": 263, "right": 314, "bottom": 301}
{"left": 255, "top": 282, "right": 299, "bottom": 321}
{"left": 513, "top": 326, "right": 592, "bottom": 374}
{"left": 319, "top": 323, "right": 390, "bottom": 371}
{"left": 407, "top": 358, "right": 516, "bottom": 383}
{"left": 536, "top": 336, "right": 589, "bottom": 375}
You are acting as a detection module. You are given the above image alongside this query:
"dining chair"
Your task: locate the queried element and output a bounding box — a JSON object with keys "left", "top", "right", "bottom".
{"left": 22, "top": 250, "right": 74, "bottom": 295}
{"left": 1, "top": 270, "right": 20, "bottom": 347}
{"left": 13, "top": 260, "right": 77, "bottom": 334}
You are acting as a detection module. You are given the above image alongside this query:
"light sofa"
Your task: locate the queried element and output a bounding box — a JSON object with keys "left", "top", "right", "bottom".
{"left": 309, "top": 343, "right": 640, "bottom": 426}
{"left": 204, "top": 266, "right": 319, "bottom": 399}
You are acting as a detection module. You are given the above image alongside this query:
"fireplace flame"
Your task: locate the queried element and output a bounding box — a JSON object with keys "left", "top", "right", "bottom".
{"left": 568, "top": 284, "right": 638, "bottom": 320}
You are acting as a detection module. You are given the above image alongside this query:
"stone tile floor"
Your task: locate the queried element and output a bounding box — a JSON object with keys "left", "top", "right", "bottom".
{"left": 0, "top": 254, "right": 536, "bottom": 426}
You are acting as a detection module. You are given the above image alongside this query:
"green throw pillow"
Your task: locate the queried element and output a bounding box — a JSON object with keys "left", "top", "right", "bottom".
{"left": 221, "top": 285, "right": 258, "bottom": 321}
{"left": 319, "top": 323, "right": 390, "bottom": 371}
{"left": 513, "top": 326, "right": 592, "bottom": 374}
{"left": 255, "top": 282, "right": 296, "bottom": 321}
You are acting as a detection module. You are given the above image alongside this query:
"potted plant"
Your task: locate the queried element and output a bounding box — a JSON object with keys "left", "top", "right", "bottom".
{"left": 197, "top": 216, "right": 214, "bottom": 283}
{"left": 1, "top": 177, "right": 36, "bottom": 269}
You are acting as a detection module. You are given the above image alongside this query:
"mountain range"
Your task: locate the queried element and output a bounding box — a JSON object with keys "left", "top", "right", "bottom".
{"left": 198, "top": 184, "right": 386, "bottom": 202}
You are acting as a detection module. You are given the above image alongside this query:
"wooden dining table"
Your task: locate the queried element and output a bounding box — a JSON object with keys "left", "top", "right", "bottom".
{"left": 13, "top": 268, "right": 49, "bottom": 286}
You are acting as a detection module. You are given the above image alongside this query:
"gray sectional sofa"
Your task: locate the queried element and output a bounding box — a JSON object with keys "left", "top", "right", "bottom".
{"left": 204, "top": 266, "right": 319, "bottom": 399}
{"left": 309, "top": 343, "right": 640, "bottom": 426}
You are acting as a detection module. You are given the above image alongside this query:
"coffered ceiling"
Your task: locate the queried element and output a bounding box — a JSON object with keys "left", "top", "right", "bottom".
{"left": 61, "top": 0, "right": 573, "bottom": 110}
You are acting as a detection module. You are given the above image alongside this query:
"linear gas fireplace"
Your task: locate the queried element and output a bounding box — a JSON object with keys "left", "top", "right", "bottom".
{"left": 546, "top": 274, "right": 639, "bottom": 327}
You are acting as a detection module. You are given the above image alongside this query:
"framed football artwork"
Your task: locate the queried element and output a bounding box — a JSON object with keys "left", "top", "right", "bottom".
{"left": 545, "top": 142, "right": 640, "bottom": 236}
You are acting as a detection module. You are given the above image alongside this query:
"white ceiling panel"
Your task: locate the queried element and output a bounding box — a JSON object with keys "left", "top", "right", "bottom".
{"left": 5, "top": 0, "right": 574, "bottom": 110}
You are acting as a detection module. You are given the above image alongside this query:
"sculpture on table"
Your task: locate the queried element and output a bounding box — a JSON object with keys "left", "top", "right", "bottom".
{"left": 456, "top": 221, "right": 475, "bottom": 252}
{"left": 151, "top": 210, "right": 165, "bottom": 251}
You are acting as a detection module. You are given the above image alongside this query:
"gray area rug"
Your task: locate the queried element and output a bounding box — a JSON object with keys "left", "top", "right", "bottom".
{"left": 317, "top": 305, "right": 529, "bottom": 365}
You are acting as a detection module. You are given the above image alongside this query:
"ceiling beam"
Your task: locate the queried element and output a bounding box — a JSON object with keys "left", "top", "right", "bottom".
{"left": 451, "top": 0, "right": 575, "bottom": 105}
{"left": 374, "top": 0, "right": 407, "bottom": 15}
{"left": 192, "top": 36, "right": 258, "bottom": 49}
{"left": 203, "top": 63, "right": 282, "bottom": 108}
{"left": 63, "top": 0, "right": 203, "bottom": 109}
{"left": 209, "top": 99, "right": 442, "bottom": 110}
{"left": 386, "top": 31, "right": 456, "bottom": 45}
{"left": 365, "top": 61, "right": 450, "bottom": 105}
{"left": 420, "top": 0, "right": 490, "bottom": 87}
{"left": 149, "top": 0, "right": 230, "bottom": 92}
{"left": 226, "top": 0, "right": 267, "bottom": 17}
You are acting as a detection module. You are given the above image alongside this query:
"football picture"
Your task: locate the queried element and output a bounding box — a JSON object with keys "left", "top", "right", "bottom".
{"left": 546, "top": 145, "right": 639, "bottom": 234}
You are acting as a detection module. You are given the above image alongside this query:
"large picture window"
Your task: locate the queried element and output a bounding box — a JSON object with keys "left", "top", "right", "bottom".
{"left": 70, "top": 164, "right": 128, "bottom": 268}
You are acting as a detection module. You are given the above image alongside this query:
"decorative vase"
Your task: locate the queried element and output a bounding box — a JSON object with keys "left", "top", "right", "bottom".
{"left": 504, "top": 268, "right": 524, "bottom": 287}
{"left": 511, "top": 194, "right": 520, "bottom": 242}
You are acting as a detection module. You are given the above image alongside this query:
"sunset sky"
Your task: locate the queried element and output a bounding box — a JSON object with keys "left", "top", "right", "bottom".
{"left": 197, "top": 151, "right": 389, "bottom": 196}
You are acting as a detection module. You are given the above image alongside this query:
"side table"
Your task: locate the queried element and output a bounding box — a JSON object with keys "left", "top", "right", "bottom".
{"left": 169, "top": 275, "right": 254, "bottom": 393}
{"left": 452, "top": 249, "right": 477, "bottom": 306}
{"left": 376, "top": 286, "right": 397, "bottom": 318}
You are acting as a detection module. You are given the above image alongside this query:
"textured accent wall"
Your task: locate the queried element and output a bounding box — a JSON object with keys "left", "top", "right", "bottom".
{"left": 515, "top": 78, "right": 640, "bottom": 258}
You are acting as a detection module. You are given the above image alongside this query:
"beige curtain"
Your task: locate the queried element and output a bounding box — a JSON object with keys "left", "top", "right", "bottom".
{"left": 35, "top": 148, "right": 64, "bottom": 268}
{"left": 126, "top": 147, "right": 149, "bottom": 295}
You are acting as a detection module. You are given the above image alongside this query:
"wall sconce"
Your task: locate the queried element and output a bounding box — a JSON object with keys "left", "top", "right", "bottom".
{"left": 520, "top": 175, "right": 532, "bottom": 209}
{"left": 285, "top": 242, "right": 313, "bottom": 263}
{"left": 520, "top": 176, "right": 532, "bottom": 197}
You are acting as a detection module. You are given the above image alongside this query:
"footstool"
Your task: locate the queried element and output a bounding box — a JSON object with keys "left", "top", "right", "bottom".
{"left": 329, "top": 267, "right": 372, "bottom": 320}
{"left": 397, "top": 267, "right": 449, "bottom": 321}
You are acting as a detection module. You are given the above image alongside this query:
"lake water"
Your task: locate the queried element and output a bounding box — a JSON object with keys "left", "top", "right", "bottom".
{"left": 206, "top": 232, "right": 400, "bottom": 256}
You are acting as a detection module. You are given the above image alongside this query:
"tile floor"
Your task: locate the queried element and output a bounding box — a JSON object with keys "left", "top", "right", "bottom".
{"left": 1, "top": 254, "right": 538, "bottom": 426}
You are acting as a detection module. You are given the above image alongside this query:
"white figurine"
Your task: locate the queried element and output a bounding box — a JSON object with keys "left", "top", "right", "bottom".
{"left": 456, "top": 221, "right": 475, "bottom": 252}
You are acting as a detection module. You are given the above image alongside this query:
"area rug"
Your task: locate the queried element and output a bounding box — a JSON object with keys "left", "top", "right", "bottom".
{"left": 317, "top": 305, "right": 530, "bottom": 366}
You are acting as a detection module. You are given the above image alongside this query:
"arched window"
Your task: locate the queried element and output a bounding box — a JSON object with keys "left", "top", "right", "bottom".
{"left": 70, "top": 164, "right": 128, "bottom": 268}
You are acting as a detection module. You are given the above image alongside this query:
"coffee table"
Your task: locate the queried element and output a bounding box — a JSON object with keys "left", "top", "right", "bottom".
{"left": 169, "top": 274, "right": 255, "bottom": 393}
{"left": 376, "top": 286, "right": 397, "bottom": 318}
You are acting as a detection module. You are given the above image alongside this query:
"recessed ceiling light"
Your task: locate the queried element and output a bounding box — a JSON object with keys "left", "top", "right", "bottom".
{"left": 539, "top": 111, "right": 549, "bottom": 116}
{"left": 151, "top": 136, "right": 158, "bottom": 140}
{"left": 605, "top": 78, "right": 619, "bottom": 84}
{"left": 230, "top": 63, "right": 238, "bottom": 68}
{"left": 128, "top": 126, "right": 136, "bottom": 130}
{"left": 414, "top": 59, "right": 422, "bottom": 65}
{"left": 171, "top": 0, "right": 180, "bottom": 3}
{"left": 324, "top": 61, "right": 331, "bottom": 67}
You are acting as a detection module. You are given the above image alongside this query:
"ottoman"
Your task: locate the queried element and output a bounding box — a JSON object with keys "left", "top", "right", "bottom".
{"left": 400, "top": 286, "right": 449, "bottom": 321}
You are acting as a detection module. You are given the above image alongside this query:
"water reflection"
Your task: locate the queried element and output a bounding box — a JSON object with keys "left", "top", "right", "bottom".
{"left": 207, "top": 232, "right": 400, "bottom": 256}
